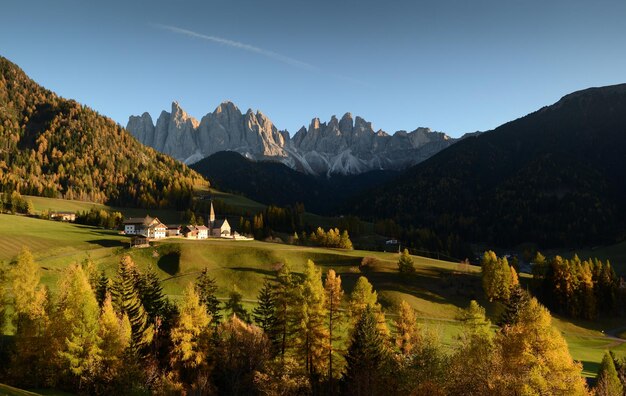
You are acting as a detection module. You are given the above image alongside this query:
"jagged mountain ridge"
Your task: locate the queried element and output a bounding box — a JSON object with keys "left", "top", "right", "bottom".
{"left": 127, "top": 101, "right": 459, "bottom": 176}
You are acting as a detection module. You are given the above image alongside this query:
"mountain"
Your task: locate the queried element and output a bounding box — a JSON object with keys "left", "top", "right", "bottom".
{"left": 349, "top": 84, "right": 626, "bottom": 248}
{"left": 190, "top": 151, "right": 399, "bottom": 213}
{"left": 127, "top": 102, "right": 458, "bottom": 176}
{"left": 0, "top": 56, "right": 204, "bottom": 208}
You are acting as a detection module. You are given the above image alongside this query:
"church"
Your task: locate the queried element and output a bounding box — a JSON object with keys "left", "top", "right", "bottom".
{"left": 208, "top": 200, "right": 231, "bottom": 237}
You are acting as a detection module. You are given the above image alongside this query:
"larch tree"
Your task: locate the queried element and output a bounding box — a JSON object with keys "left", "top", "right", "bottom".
{"left": 397, "top": 249, "right": 416, "bottom": 275}
{"left": 55, "top": 264, "right": 103, "bottom": 390}
{"left": 394, "top": 300, "right": 422, "bottom": 357}
{"left": 348, "top": 276, "right": 389, "bottom": 337}
{"left": 97, "top": 293, "right": 131, "bottom": 388}
{"left": 449, "top": 300, "right": 496, "bottom": 396}
{"left": 495, "top": 297, "right": 588, "bottom": 395}
{"left": 324, "top": 269, "right": 344, "bottom": 380}
{"left": 271, "top": 263, "right": 299, "bottom": 359}
{"left": 596, "top": 351, "right": 623, "bottom": 396}
{"left": 296, "top": 260, "right": 328, "bottom": 377}
{"left": 170, "top": 283, "right": 213, "bottom": 391}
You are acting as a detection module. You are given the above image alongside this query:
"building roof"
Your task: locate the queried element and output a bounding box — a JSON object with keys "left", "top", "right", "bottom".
{"left": 167, "top": 224, "right": 182, "bottom": 229}
{"left": 213, "top": 218, "right": 230, "bottom": 228}
{"left": 196, "top": 225, "right": 209, "bottom": 231}
{"left": 123, "top": 215, "right": 154, "bottom": 225}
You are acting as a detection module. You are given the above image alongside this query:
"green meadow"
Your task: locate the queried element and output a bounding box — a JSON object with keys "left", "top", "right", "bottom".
{"left": 1, "top": 212, "right": 625, "bottom": 377}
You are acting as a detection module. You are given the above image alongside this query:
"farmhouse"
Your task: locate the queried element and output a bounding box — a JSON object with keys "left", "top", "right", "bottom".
{"left": 123, "top": 216, "right": 167, "bottom": 239}
{"left": 183, "top": 225, "right": 209, "bottom": 239}
{"left": 166, "top": 224, "right": 181, "bottom": 237}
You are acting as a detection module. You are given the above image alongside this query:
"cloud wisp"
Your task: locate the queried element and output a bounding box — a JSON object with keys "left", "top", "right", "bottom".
{"left": 153, "top": 23, "right": 318, "bottom": 72}
{"left": 152, "top": 23, "right": 372, "bottom": 88}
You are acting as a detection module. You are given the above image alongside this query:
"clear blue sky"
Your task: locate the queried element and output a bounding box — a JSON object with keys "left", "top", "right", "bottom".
{"left": 1, "top": 0, "right": 625, "bottom": 137}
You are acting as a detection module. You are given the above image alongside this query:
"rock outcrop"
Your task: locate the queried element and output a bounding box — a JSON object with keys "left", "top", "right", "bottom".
{"left": 127, "top": 101, "right": 460, "bottom": 176}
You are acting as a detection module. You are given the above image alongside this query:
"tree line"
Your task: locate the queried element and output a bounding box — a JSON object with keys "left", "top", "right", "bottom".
{"left": 0, "top": 248, "right": 599, "bottom": 395}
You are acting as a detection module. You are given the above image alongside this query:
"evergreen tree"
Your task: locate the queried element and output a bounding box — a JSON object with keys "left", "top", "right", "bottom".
{"left": 136, "top": 266, "right": 168, "bottom": 324}
{"left": 498, "top": 285, "right": 530, "bottom": 327}
{"left": 94, "top": 270, "right": 110, "bottom": 308}
{"left": 170, "top": 283, "right": 212, "bottom": 392}
{"left": 195, "top": 268, "right": 222, "bottom": 328}
{"left": 112, "top": 256, "right": 153, "bottom": 353}
{"left": 342, "top": 306, "right": 390, "bottom": 396}
{"left": 252, "top": 280, "right": 277, "bottom": 335}
{"left": 397, "top": 248, "right": 415, "bottom": 275}
{"left": 55, "top": 264, "right": 103, "bottom": 390}
{"left": 324, "top": 269, "right": 344, "bottom": 380}
{"left": 596, "top": 351, "right": 623, "bottom": 396}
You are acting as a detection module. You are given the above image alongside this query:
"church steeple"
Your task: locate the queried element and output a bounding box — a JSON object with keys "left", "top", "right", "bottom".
{"left": 209, "top": 199, "right": 216, "bottom": 226}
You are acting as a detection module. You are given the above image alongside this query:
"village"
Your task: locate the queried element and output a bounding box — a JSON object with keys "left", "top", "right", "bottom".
{"left": 122, "top": 200, "right": 252, "bottom": 247}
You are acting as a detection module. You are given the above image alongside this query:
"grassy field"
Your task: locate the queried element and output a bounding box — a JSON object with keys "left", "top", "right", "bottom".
{"left": 1, "top": 213, "right": 624, "bottom": 377}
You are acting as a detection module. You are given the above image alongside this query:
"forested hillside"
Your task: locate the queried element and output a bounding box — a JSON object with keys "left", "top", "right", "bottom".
{"left": 0, "top": 56, "right": 205, "bottom": 209}
{"left": 351, "top": 84, "right": 626, "bottom": 248}
{"left": 191, "top": 151, "right": 398, "bottom": 213}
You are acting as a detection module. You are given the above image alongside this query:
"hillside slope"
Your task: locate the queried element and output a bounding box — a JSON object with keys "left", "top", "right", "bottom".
{"left": 0, "top": 56, "right": 205, "bottom": 209}
{"left": 351, "top": 84, "right": 626, "bottom": 247}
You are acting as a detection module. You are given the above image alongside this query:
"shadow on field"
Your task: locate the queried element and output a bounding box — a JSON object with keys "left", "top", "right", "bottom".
{"left": 340, "top": 269, "right": 485, "bottom": 311}
{"left": 158, "top": 245, "right": 181, "bottom": 276}
{"left": 87, "top": 239, "right": 126, "bottom": 248}
{"left": 231, "top": 267, "right": 277, "bottom": 278}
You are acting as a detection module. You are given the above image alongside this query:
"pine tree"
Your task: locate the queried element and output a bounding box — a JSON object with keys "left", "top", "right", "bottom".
{"left": 112, "top": 256, "right": 153, "bottom": 353}
{"left": 55, "top": 264, "right": 103, "bottom": 390}
{"left": 397, "top": 249, "right": 415, "bottom": 275}
{"left": 95, "top": 270, "right": 110, "bottom": 307}
{"left": 343, "top": 306, "right": 390, "bottom": 396}
{"left": 170, "top": 283, "right": 212, "bottom": 389}
{"left": 596, "top": 351, "right": 623, "bottom": 396}
{"left": 136, "top": 266, "right": 168, "bottom": 324}
{"left": 253, "top": 280, "right": 277, "bottom": 335}
{"left": 324, "top": 269, "right": 344, "bottom": 380}
{"left": 394, "top": 300, "right": 422, "bottom": 356}
{"left": 296, "top": 260, "right": 328, "bottom": 377}
{"left": 195, "top": 268, "right": 222, "bottom": 328}
{"left": 498, "top": 285, "right": 530, "bottom": 327}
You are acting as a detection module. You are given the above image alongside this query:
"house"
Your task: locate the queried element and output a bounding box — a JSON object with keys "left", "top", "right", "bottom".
{"left": 183, "top": 225, "right": 209, "bottom": 239}
{"left": 130, "top": 235, "right": 150, "bottom": 248}
{"left": 123, "top": 216, "right": 167, "bottom": 239}
{"left": 50, "top": 211, "right": 76, "bottom": 222}
{"left": 196, "top": 225, "right": 209, "bottom": 239}
{"left": 211, "top": 218, "right": 231, "bottom": 237}
{"left": 166, "top": 224, "right": 181, "bottom": 237}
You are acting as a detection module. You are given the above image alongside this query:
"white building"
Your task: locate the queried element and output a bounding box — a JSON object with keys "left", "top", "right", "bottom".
{"left": 123, "top": 216, "right": 167, "bottom": 239}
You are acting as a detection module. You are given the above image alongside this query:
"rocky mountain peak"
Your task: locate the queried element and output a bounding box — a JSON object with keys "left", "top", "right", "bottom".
{"left": 127, "top": 101, "right": 457, "bottom": 175}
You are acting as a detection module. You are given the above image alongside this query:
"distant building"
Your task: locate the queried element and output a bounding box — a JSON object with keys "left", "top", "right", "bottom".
{"left": 211, "top": 218, "right": 231, "bottom": 237}
{"left": 130, "top": 235, "right": 150, "bottom": 248}
{"left": 166, "top": 224, "right": 181, "bottom": 237}
{"left": 183, "top": 225, "right": 209, "bottom": 239}
{"left": 123, "top": 216, "right": 167, "bottom": 239}
{"left": 50, "top": 211, "right": 76, "bottom": 222}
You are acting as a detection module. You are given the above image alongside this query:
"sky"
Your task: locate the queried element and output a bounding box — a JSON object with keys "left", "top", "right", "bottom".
{"left": 1, "top": 0, "right": 625, "bottom": 137}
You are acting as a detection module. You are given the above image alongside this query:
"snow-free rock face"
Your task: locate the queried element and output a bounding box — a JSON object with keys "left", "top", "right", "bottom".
{"left": 127, "top": 101, "right": 459, "bottom": 176}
